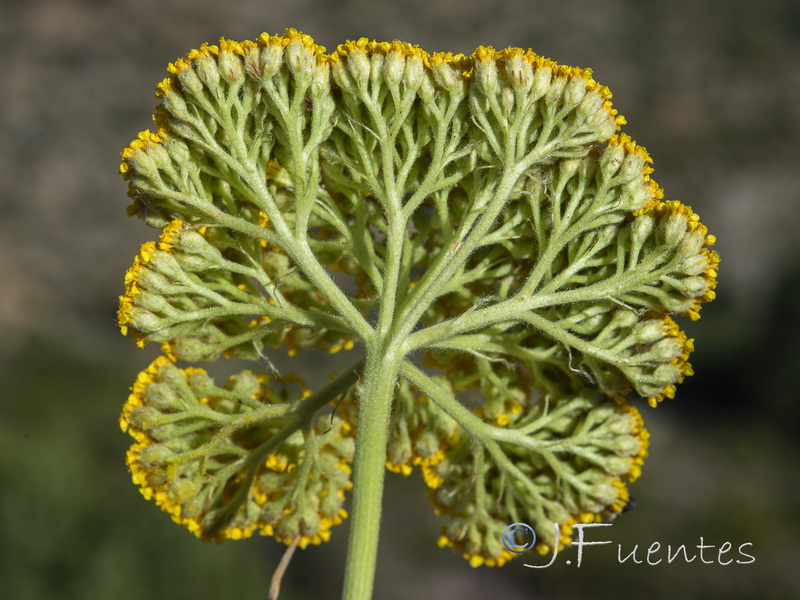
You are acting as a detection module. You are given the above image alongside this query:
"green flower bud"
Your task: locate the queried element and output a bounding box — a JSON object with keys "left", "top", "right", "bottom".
{"left": 137, "top": 267, "right": 173, "bottom": 294}
{"left": 658, "top": 294, "right": 694, "bottom": 313}
{"left": 163, "top": 90, "right": 190, "bottom": 120}
{"left": 177, "top": 66, "right": 204, "bottom": 96}
{"left": 330, "top": 61, "right": 354, "bottom": 94}
{"left": 582, "top": 404, "right": 616, "bottom": 429}
{"left": 278, "top": 511, "right": 301, "bottom": 539}
{"left": 241, "top": 45, "right": 261, "bottom": 79}
{"left": 475, "top": 59, "right": 498, "bottom": 96}
{"left": 634, "top": 320, "right": 666, "bottom": 344}
{"left": 311, "top": 62, "right": 330, "bottom": 95}
{"left": 548, "top": 503, "right": 570, "bottom": 526}
{"left": 616, "top": 436, "right": 641, "bottom": 455}
{"left": 127, "top": 149, "right": 159, "bottom": 180}
{"left": 619, "top": 153, "right": 645, "bottom": 182}
{"left": 148, "top": 252, "right": 182, "bottom": 277}
{"left": 145, "top": 469, "right": 168, "bottom": 489}
{"left": 559, "top": 157, "right": 582, "bottom": 182}
{"left": 368, "top": 53, "right": 385, "bottom": 84}
{"left": 214, "top": 398, "right": 239, "bottom": 414}
{"left": 649, "top": 337, "right": 682, "bottom": 361}
{"left": 577, "top": 92, "right": 603, "bottom": 121}
{"left": 404, "top": 55, "right": 425, "bottom": 90}
{"left": 299, "top": 507, "right": 322, "bottom": 536}
{"left": 435, "top": 62, "right": 463, "bottom": 95}
{"left": 129, "top": 307, "right": 162, "bottom": 331}
{"left": 605, "top": 456, "right": 633, "bottom": 476}
{"left": 137, "top": 442, "right": 175, "bottom": 465}
{"left": 228, "top": 371, "right": 260, "bottom": 398}
{"left": 170, "top": 477, "right": 202, "bottom": 504}
{"left": 501, "top": 87, "right": 515, "bottom": 115}
{"left": 162, "top": 436, "right": 194, "bottom": 454}
{"left": 347, "top": 51, "right": 371, "bottom": 87}
{"left": 676, "top": 275, "right": 709, "bottom": 297}
{"left": 651, "top": 363, "right": 681, "bottom": 386}
{"left": 144, "top": 383, "right": 183, "bottom": 411}
{"left": 171, "top": 337, "right": 223, "bottom": 362}
{"left": 483, "top": 527, "right": 506, "bottom": 560}
{"left": 387, "top": 421, "right": 412, "bottom": 465}
{"left": 599, "top": 144, "right": 625, "bottom": 179}
{"left": 320, "top": 488, "right": 342, "bottom": 517}
{"left": 506, "top": 55, "right": 533, "bottom": 92}
{"left": 610, "top": 310, "right": 638, "bottom": 329}
{"left": 186, "top": 370, "right": 216, "bottom": 397}
{"left": 163, "top": 118, "right": 195, "bottom": 141}
{"left": 285, "top": 41, "right": 316, "bottom": 84}
{"left": 658, "top": 214, "right": 686, "bottom": 247}
{"left": 182, "top": 493, "right": 207, "bottom": 519}
{"left": 413, "top": 430, "right": 442, "bottom": 459}
{"left": 384, "top": 52, "right": 405, "bottom": 87}
{"left": 262, "top": 45, "right": 284, "bottom": 78}
{"left": 157, "top": 362, "right": 184, "bottom": 384}
{"left": 149, "top": 422, "right": 179, "bottom": 441}
{"left": 677, "top": 229, "right": 706, "bottom": 258}
{"left": 631, "top": 214, "right": 655, "bottom": 245}
{"left": 578, "top": 156, "right": 598, "bottom": 182}
{"left": 146, "top": 141, "right": 172, "bottom": 171}
{"left": 177, "top": 230, "right": 223, "bottom": 261}
{"left": 134, "top": 290, "right": 172, "bottom": 314}
{"left": 128, "top": 405, "right": 164, "bottom": 431}
{"left": 544, "top": 76, "right": 567, "bottom": 106}
{"left": 607, "top": 413, "right": 635, "bottom": 435}
{"left": 218, "top": 49, "right": 243, "bottom": 83}
{"left": 173, "top": 252, "right": 212, "bottom": 271}
{"left": 622, "top": 181, "right": 653, "bottom": 213}
{"left": 565, "top": 310, "right": 607, "bottom": 335}
{"left": 163, "top": 136, "right": 192, "bottom": 166}
{"left": 679, "top": 253, "right": 709, "bottom": 276}
{"left": 194, "top": 56, "right": 220, "bottom": 90}
{"left": 563, "top": 77, "right": 586, "bottom": 110}
{"left": 590, "top": 112, "right": 617, "bottom": 138}
{"left": 531, "top": 66, "right": 552, "bottom": 99}
{"left": 593, "top": 481, "right": 622, "bottom": 506}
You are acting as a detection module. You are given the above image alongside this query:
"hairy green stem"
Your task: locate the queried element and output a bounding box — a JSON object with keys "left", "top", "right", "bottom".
{"left": 342, "top": 347, "right": 402, "bottom": 600}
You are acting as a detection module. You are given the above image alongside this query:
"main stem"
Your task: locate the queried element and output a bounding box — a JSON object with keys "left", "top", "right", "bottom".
{"left": 341, "top": 345, "right": 402, "bottom": 600}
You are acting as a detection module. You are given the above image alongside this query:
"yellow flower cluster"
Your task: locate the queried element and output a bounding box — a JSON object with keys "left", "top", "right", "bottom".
{"left": 384, "top": 379, "right": 457, "bottom": 489}
{"left": 121, "top": 356, "right": 355, "bottom": 546}
{"left": 116, "top": 29, "right": 719, "bottom": 578}
{"left": 117, "top": 217, "right": 357, "bottom": 361}
{"left": 437, "top": 527, "right": 518, "bottom": 568}
{"left": 645, "top": 200, "right": 720, "bottom": 320}
{"left": 118, "top": 220, "right": 188, "bottom": 340}
{"left": 119, "top": 129, "right": 165, "bottom": 179}
{"left": 645, "top": 316, "right": 696, "bottom": 406}
{"left": 613, "top": 399, "right": 650, "bottom": 481}
{"left": 428, "top": 396, "right": 649, "bottom": 565}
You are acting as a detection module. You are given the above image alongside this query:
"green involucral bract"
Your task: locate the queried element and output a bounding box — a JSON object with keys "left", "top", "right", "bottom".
{"left": 117, "top": 29, "right": 718, "bottom": 592}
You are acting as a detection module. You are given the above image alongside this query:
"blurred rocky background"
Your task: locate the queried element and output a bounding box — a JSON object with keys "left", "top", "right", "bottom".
{"left": 1, "top": 0, "right": 799, "bottom": 598}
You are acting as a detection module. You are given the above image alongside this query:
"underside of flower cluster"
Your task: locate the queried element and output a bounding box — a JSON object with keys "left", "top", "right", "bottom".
{"left": 117, "top": 29, "right": 718, "bottom": 570}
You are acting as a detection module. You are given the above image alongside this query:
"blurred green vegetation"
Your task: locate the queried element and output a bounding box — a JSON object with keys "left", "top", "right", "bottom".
{"left": 1, "top": 338, "right": 275, "bottom": 599}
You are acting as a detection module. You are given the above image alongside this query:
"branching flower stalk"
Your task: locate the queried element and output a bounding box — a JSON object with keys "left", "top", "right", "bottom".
{"left": 116, "top": 30, "right": 719, "bottom": 600}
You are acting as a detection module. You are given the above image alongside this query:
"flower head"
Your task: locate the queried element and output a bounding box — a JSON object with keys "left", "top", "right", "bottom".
{"left": 121, "top": 356, "right": 354, "bottom": 545}
{"left": 117, "top": 29, "right": 717, "bottom": 576}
